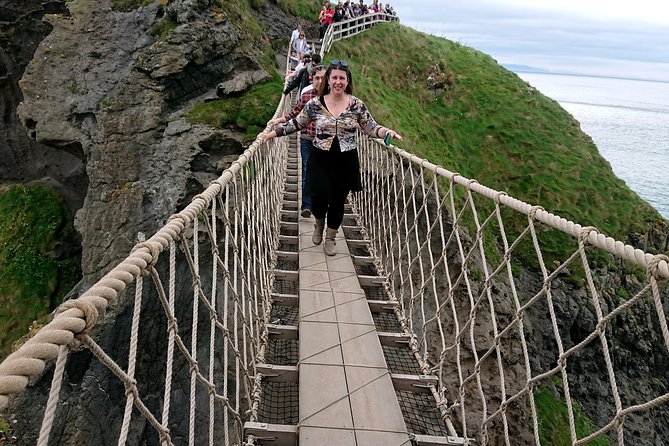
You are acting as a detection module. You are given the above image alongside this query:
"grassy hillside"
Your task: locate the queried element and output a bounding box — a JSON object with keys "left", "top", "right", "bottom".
{"left": 325, "top": 23, "right": 664, "bottom": 270}
{"left": 0, "top": 184, "right": 81, "bottom": 361}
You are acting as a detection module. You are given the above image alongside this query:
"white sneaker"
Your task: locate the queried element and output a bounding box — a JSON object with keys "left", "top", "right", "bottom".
{"left": 301, "top": 208, "right": 312, "bottom": 218}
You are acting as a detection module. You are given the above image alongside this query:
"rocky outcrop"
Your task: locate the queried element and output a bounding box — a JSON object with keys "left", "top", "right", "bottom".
{"left": 15, "top": 0, "right": 268, "bottom": 280}
{"left": 0, "top": 0, "right": 87, "bottom": 215}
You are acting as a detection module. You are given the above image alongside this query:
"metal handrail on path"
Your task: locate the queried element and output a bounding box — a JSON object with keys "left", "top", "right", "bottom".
{"left": 320, "top": 12, "right": 399, "bottom": 58}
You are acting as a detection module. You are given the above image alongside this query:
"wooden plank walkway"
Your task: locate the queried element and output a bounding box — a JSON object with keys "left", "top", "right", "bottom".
{"left": 297, "top": 214, "right": 410, "bottom": 445}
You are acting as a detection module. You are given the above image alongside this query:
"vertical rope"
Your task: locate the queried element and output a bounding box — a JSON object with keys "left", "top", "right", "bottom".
{"left": 161, "top": 239, "right": 176, "bottom": 444}
{"left": 222, "top": 185, "right": 231, "bottom": 445}
{"left": 118, "top": 273, "right": 144, "bottom": 446}
{"left": 208, "top": 199, "right": 217, "bottom": 446}
{"left": 37, "top": 345, "right": 69, "bottom": 446}
{"left": 189, "top": 216, "right": 199, "bottom": 446}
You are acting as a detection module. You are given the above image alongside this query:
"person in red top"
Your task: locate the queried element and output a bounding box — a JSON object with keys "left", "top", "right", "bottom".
{"left": 319, "top": 3, "right": 335, "bottom": 40}
{"left": 267, "top": 65, "right": 327, "bottom": 218}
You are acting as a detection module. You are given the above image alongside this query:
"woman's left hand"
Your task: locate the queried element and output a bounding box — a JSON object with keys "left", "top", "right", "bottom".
{"left": 387, "top": 129, "right": 403, "bottom": 141}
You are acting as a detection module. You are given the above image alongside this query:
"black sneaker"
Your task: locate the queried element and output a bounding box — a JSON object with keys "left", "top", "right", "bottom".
{"left": 301, "top": 208, "right": 312, "bottom": 218}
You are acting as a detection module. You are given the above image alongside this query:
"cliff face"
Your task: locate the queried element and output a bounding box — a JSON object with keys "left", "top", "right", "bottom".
{"left": 0, "top": 0, "right": 87, "bottom": 215}
{"left": 9, "top": 0, "right": 306, "bottom": 282}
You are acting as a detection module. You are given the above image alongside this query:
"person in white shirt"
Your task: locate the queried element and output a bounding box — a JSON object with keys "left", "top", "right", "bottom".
{"left": 289, "top": 22, "right": 302, "bottom": 48}
{"left": 292, "top": 32, "right": 310, "bottom": 61}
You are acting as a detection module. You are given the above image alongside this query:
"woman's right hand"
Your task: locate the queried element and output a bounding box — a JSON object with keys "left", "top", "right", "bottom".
{"left": 267, "top": 117, "right": 282, "bottom": 126}
{"left": 261, "top": 131, "right": 276, "bottom": 143}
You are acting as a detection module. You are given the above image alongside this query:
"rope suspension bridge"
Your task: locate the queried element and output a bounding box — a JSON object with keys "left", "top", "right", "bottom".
{"left": 1, "top": 13, "right": 668, "bottom": 446}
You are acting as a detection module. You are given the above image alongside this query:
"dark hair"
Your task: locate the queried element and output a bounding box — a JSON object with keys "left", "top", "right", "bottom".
{"left": 312, "top": 54, "right": 322, "bottom": 64}
{"left": 318, "top": 63, "right": 354, "bottom": 96}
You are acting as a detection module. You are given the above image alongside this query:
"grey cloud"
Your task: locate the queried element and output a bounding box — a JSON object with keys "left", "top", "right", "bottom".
{"left": 392, "top": 0, "right": 669, "bottom": 80}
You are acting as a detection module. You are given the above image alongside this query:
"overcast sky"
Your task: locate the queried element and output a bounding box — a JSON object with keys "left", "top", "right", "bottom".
{"left": 389, "top": 0, "right": 669, "bottom": 82}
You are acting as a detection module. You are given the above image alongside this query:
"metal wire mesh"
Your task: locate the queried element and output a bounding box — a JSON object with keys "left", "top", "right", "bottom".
{"left": 273, "top": 279, "right": 298, "bottom": 296}
{"left": 383, "top": 345, "right": 422, "bottom": 375}
{"left": 264, "top": 339, "right": 299, "bottom": 366}
{"left": 269, "top": 305, "right": 299, "bottom": 326}
{"left": 373, "top": 312, "right": 403, "bottom": 332}
{"left": 362, "top": 285, "right": 389, "bottom": 301}
{"left": 396, "top": 390, "right": 451, "bottom": 437}
{"left": 257, "top": 382, "right": 299, "bottom": 425}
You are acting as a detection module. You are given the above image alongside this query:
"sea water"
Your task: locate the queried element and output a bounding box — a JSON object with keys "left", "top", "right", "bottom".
{"left": 516, "top": 72, "right": 669, "bottom": 219}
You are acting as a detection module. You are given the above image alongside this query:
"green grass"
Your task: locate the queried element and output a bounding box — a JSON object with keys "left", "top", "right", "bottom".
{"left": 0, "top": 184, "right": 81, "bottom": 361}
{"left": 111, "top": 0, "right": 153, "bottom": 11}
{"left": 325, "top": 23, "right": 665, "bottom": 272}
{"left": 185, "top": 74, "right": 283, "bottom": 141}
{"left": 148, "top": 17, "right": 177, "bottom": 41}
{"left": 276, "top": 0, "right": 322, "bottom": 19}
{"left": 535, "top": 388, "right": 611, "bottom": 445}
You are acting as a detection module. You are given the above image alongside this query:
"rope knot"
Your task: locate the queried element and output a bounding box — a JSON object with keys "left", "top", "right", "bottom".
{"left": 528, "top": 205, "right": 544, "bottom": 220}
{"left": 578, "top": 226, "right": 599, "bottom": 246}
{"left": 466, "top": 179, "right": 479, "bottom": 189}
{"left": 54, "top": 298, "right": 100, "bottom": 339}
{"left": 124, "top": 379, "right": 138, "bottom": 398}
{"left": 647, "top": 254, "right": 669, "bottom": 281}
{"left": 132, "top": 241, "right": 161, "bottom": 269}
{"left": 494, "top": 191, "right": 508, "bottom": 205}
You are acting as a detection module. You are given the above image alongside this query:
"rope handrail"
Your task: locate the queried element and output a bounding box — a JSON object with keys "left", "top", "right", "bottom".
{"left": 385, "top": 144, "right": 669, "bottom": 280}
{"left": 354, "top": 132, "right": 669, "bottom": 445}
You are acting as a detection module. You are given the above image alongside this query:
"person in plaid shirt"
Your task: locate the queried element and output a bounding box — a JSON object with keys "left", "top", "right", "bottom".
{"left": 268, "top": 65, "right": 327, "bottom": 218}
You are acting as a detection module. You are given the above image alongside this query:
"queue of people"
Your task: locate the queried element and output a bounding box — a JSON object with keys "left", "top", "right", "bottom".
{"left": 319, "top": 1, "right": 398, "bottom": 39}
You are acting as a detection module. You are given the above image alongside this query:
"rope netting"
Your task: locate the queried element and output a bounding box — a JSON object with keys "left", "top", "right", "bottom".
{"left": 354, "top": 134, "right": 669, "bottom": 445}
{"left": 0, "top": 93, "right": 293, "bottom": 445}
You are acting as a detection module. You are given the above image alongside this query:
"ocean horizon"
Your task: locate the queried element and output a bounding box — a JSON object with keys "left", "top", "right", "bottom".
{"left": 515, "top": 71, "right": 669, "bottom": 221}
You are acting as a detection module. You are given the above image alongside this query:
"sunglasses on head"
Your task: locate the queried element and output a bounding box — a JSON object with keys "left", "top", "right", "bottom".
{"left": 329, "top": 59, "right": 350, "bottom": 70}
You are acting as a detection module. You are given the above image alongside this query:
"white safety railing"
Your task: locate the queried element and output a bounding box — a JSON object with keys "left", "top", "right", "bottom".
{"left": 354, "top": 133, "right": 669, "bottom": 445}
{"left": 320, "top": 12, "right": 399, "bottom": 58}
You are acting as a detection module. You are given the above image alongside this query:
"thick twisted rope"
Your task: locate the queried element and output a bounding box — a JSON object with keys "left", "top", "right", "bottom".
{"left": 354, "top": 132, "right": 669, "bottom": 445}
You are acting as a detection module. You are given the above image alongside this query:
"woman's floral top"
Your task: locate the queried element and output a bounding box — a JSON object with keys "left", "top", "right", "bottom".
{"left": 276, "top": 95, "right": 381, "bottom": 152}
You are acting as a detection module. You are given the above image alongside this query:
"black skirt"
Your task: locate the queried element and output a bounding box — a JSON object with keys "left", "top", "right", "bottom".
{"left": 305, "top": 137, "right": 362, "bottom": 199}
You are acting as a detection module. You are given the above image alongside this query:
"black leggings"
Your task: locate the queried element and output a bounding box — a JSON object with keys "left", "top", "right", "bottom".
{"left": 311, "top": 186, "right": 349, "bottom": 230}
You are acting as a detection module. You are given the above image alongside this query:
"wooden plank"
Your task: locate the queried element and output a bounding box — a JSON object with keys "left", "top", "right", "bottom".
{"left": 413, "top": 434, "right": 467, "bottom": 445}
{"left": 377, "top": 331, "right": 411, "bottom": 347}
{"left": 273, "top": 269, "right": 298, "bottom": 282}
{"left": 390, "top": 373, "right": 438, "bottom": 394}
{"left": 271, "top": 293, "right": 298, "bottom": 307}
{"left": 267, "top": 324, "right": 298, "bottom": 340}
{"left": 243, "top": 422, "right": 296, "bottom": 446}
{"left": 367, "top": 299, "right": 398, "bottom": 313}
{"left": 346, "top": 239, "right": 371, "bottom": 248}
{"left": 276, "top": 250, "right": 298, "bottom": 262}
{"left": 256, "top": 364, "right": 298, "bottom": 383}
{"left": 279, "top": 235, "right": 298, "bottom": 245}
{"left": 351, "top": 255, "right": 375, "bottom": 266}
{"left": 358, "top": 275, "right": 387, "bottom": 287}
{"left": 280, "top": 222, "right": 298, "bottom": 232}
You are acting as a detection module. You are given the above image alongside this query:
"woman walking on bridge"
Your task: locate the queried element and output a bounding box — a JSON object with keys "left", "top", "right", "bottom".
{"left": 262, "top": 60, "right": 402, "bottom": 255}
